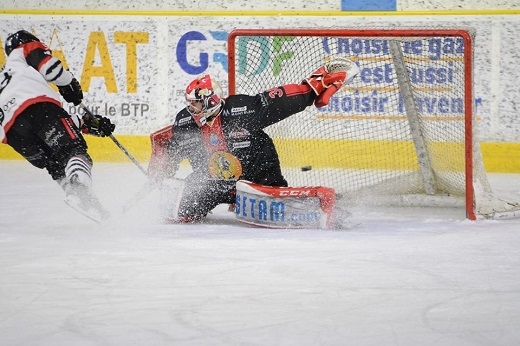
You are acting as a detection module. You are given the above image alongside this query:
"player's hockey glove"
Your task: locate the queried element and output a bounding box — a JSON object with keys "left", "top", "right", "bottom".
{"left": 58, "top": 77, "right": 83, "bottom": 106}
{"left": 82, "top": 115, "right": 115, "bottom": 137}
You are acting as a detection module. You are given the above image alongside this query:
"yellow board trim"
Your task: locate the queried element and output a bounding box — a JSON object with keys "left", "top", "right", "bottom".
{"left": 1, "top": 136, "right": 520, "bottom": 173}
{"left": 0, "top": 135, "right": 151, "bottom": 163}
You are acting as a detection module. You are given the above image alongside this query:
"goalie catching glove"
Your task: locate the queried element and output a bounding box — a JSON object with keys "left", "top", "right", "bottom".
{"left": 303, "top": 57, "right": 360, "bottom": 107}
{"left": 82, "top": 114, "right": 115, "bottom": 137}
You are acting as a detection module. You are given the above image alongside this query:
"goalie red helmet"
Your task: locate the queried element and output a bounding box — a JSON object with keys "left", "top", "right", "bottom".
{"left": 4, "top": 30, "right": 40, "bottom": 56}
{"left": 185, "top": 74, "right": 224, "bottom": 127}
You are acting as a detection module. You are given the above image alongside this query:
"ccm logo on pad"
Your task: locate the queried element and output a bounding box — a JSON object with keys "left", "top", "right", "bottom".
{"left": 279, "top": 190, "right": 312, "bottom": 197}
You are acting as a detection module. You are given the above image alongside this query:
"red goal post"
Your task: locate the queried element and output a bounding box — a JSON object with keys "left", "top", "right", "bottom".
{"left": 227, "top": 28, "right": 520, "bottom": 220}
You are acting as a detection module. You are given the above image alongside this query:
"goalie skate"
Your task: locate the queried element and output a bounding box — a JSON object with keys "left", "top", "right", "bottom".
{"left": 64, "top": 185, "right": 110, "bottom": 223}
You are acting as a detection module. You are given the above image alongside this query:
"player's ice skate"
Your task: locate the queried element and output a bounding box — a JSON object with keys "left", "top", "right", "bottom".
{"left": 64, "top": 184, "right": 110, "bottom": 223}
{"left": 60, "top": 155, "right": 110, "bottom": 223}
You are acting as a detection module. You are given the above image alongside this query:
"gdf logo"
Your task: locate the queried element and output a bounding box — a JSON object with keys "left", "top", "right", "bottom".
{"left": 176, "top": 31, "right": 228, "bottom": 74}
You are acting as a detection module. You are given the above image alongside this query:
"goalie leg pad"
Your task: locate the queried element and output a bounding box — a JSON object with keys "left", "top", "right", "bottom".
{"left": 159, "top": 178, "right": 186, "bottom": 223}
{"left": 235, "top": 180, "right": 338, "bottom": 229}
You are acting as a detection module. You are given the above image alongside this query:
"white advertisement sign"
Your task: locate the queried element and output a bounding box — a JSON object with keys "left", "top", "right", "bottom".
{"left": 1, "top": 14, "right": 519, "bottom": 142}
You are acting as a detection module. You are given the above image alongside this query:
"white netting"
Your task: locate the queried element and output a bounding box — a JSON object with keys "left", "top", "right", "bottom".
{"left": 229, "top": 28, "right": 520, "bottom": 219}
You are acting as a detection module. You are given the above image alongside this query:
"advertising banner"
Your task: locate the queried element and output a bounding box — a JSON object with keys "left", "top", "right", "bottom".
{"left": 1, "top": 14, "right": 519, "bottom": 141}
{"left": 1, "top": 13, "right": 520, "bottom": 171}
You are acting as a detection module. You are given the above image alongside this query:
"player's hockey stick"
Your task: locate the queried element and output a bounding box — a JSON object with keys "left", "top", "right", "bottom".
{"left": 80, "top": 103, "right": 158, "bottom": 213}
{"left": 80, "top": 103, "right": 148, "bottom": 177}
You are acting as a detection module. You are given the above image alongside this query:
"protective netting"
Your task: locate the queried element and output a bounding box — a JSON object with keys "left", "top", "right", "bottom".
{"left": 228, "top": 29, "right": 520, "bottom": 219}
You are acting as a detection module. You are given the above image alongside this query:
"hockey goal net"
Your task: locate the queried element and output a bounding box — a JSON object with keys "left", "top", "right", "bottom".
{"left": 227, "top": 28, "right": 520, "bottom": 220}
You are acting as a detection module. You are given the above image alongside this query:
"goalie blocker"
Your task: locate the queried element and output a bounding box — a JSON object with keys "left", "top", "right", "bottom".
{"left": 235, "top": 180, "right": 351, "bottom": 229}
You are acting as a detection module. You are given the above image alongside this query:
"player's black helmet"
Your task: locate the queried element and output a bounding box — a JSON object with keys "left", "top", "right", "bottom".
{"left": 4, "top": 30, "right": 40, "bottom": 56}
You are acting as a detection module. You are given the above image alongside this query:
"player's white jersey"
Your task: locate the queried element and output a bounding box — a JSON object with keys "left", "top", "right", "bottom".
{"left": 0, "top": 42, "right": 74, "bottom": 143}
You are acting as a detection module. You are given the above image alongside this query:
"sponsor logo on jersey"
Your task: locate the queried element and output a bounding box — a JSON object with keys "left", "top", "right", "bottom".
{"left": 232, "top": 141, "right": 251, "bottom": 149}
{"left": 2, "top": 97, "right": 17, "bottom": 114}
{"left": 259, "top": 93, "right": 269, "bottom": 107}
{"left": 178, "top": 137, "right": 199, "bottom": 146}
{"left": 228, "top": 106, "right": 255, "bottom": 116}
{"left": 229, "top": 127, "right": 250, "bottom": 139}
{"left": 209, "top": 133, "right": 221, "bottom": 146}
{"left": 243, "top": 109, "right": 255, "bottom": 116}
{"left": 231, "top": 106, "right": 247, "bottom": 113}
{"left": 177, "top": 116, "right": 192, "bottom": 126}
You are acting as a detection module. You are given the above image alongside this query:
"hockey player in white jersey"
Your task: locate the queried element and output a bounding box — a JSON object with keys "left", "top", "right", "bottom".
{"left": 0, "top": 30, "right": 115, "bottom": 222}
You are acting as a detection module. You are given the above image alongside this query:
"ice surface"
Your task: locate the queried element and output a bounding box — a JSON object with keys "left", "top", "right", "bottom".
{"left": 1, "top": 160, "right": 520, "bottom": 345}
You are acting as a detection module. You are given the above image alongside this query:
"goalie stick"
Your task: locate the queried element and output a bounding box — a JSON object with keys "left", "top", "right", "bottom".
{"left": 121, "top": 179, "right": 158, "bottom": 213}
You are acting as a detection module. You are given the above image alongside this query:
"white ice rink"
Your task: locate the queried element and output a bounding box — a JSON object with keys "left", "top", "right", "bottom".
{"left": 1, "top": 160, "right": 520, "bottom": 345}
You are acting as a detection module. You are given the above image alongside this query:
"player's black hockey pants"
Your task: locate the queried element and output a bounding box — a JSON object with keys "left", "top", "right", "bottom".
{"left": 6, "top": 102, "right": 91, "bottom": 181}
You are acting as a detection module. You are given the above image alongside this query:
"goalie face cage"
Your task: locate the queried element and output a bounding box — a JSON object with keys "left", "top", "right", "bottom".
{"left": 227, "top": 28, "right": 513, "bottom": 220}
